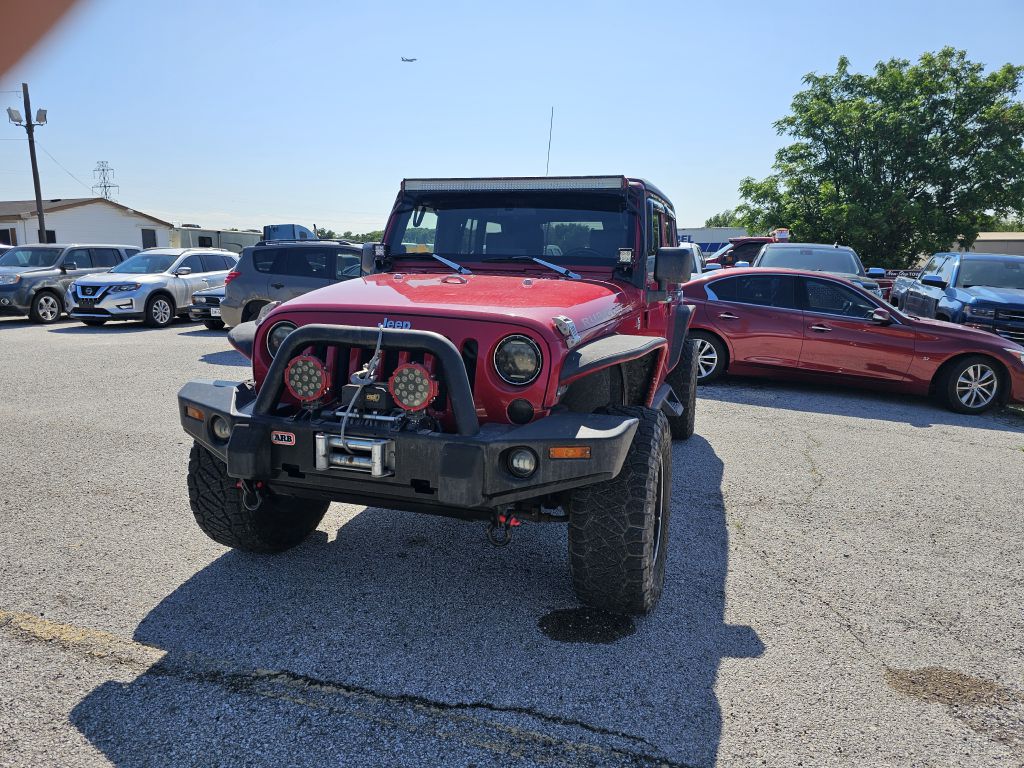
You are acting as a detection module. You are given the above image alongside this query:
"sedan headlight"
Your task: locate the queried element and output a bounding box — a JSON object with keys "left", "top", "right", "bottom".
{"left": 964, "top": 305, "right": 995, "bottom": 319}
{"left": 0, "top": 274, "right": 20, "bottom": 285}
{"left": 266, "top": 321, "right": 296, "bottom": 357}
{"left": 110, "top": 283, "right": 141, "bottom": 293}
{"left": 494, "top": 335, "right": 542, "bottom": 385}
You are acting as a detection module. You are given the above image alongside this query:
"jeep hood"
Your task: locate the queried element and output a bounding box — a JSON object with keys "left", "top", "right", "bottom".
{"left": 283, "top": 272, "right": 638, "bottom": 335}
{"left": 962, "top": 285, "right": 1024, "bottom": 305}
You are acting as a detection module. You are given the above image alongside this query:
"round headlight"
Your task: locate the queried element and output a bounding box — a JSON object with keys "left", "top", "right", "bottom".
{"left": 266, "top": 321, "right": 296, "bottom": 357}
{"left": 494, "top": 335, "right": 542, "bottom": 385}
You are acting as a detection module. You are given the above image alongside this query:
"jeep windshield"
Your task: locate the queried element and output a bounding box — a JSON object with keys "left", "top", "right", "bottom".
{"left": 0, "top": 247, "right": 62, "bottom": 268}
{"left": 109, "top": 253, "right": 175, "bottom": 274}
{"left": 757, "top": 245, "right": 865, "bottom": 275}
{"left": 956, "top": 258, "right": 1024, "bottom": 290}
{"left": 387, "top": 193, "right": 635, "bottom": 267}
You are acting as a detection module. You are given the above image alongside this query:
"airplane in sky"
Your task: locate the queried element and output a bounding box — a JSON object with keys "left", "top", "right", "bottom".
{"left": 401, "top": 57, "right": 417, "bottom": 62}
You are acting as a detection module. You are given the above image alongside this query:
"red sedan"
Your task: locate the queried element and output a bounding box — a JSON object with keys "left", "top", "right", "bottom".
{"left": 682, "top": 268, "right": 1024, "bottom": 414}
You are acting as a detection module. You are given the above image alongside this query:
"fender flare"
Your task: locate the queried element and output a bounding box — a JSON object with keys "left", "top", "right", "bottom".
{"left": 559, "top": 334, "right": 668, "bottom": 385}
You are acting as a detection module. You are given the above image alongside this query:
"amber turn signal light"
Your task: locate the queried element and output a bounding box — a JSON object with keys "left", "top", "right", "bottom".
{"left": 548, "top": 446, "right": 591, "bottom": 460}
{"left": 185, "top": 405, "right": 204, "bottom": 421}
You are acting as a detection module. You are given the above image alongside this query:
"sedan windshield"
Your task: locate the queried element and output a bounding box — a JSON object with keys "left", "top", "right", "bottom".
{"left": 0, "top": 247, "right": 62, "bottom": 268}
{"left": 109, "top": 253, "right": 174, "bottom": 274}
{"left": 758, "top": 246, "right": 864, "bottom": 275}
{"left": 956, "top": 258, "right": 1024, "bottom": 290}
{"left": 388, "top": 193, "right": 635, "bottom": 267}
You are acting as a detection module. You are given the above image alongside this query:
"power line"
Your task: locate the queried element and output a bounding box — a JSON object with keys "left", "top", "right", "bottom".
{"left": 36, "top": 143, "right": 93, "bottom": 192}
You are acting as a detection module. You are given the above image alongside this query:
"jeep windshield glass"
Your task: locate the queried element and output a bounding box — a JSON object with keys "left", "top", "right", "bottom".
{"left": 109, "top": 253, "right": 175, "bottom": 274}
{"left": 757, "top": 246, "right": 864, "bottom": 275}
{"left": 388, "top": 193, "right": 634, "bottom": 267}
{"left": 0, "top": 247, "right": 62, "bottom": 268}
{"left": 957, "top": 258, "right": 1024, "bottom": 290}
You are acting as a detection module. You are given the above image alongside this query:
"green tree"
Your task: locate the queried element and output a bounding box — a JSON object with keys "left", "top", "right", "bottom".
{"left": 315, "top": 227, "right": 339, "bottom": 239}
{"left": 736, "top": 48, "right": 1024, "bottom": 268}
{"left": 703, "top": 209, "right": 742, "bottom": 228}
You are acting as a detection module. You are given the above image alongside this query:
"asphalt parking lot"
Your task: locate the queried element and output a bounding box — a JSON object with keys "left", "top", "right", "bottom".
{"left": 1, "top": 315, "right": 1022, "bottom": 768}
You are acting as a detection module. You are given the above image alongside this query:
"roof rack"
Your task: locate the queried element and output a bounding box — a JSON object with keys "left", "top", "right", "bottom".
{"left": 255, "top": 238, "right": 358, "bottom": 246}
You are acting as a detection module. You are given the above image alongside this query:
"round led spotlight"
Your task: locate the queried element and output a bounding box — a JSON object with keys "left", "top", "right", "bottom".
{"left": 266, "top": 321, "right": 296, "bottom": 357}
{"left": 507, "top": 447, "right": 537, "bottom": 478}
{"left": 494, "top": 335, "right": 542, "bottom": 385}
{"left": 388, "top": 362, "right": 438, "bottom": 412}
{"left": 284, "top": 355, "right": 330, "bottom": 403}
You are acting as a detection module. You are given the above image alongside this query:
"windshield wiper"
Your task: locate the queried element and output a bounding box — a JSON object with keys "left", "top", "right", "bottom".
{"left": 393, "top": 252, "right": 471, "bottom": 275}
{"left": 481, "top": 255, "right": 580, "bottom": 280}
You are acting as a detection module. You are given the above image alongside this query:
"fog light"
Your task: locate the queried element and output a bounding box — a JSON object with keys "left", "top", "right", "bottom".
{"left": 0, "top": 298, "right": 9, "bottom": 305}
{"left": 210, "top": 415, "right": 231, "bottom": 441}
{"left": 284, "top": 355, "right": 330, "bottom": 402}
{"left": 507, "top": 447, "right": 537, "bottom": 478}
{"left": 388, "top": 362, "right": 438, "bottom": 411}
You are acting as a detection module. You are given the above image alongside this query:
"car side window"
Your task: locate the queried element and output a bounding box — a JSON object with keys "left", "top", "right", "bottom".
{"left": 936, "top": 256, "right": 957, "bottom": 285}
{"left": 802, "top": 278, "right": 876, "bottom": 319}
{"left": 123, "top": 248, "right": 140, "bottom": 259}
{"left": 336, "top": 252, "right": 360, "bottom": 280}
{"left": 177, "top": 254, "right": 203, "bottom": 273}
{"left": 65, "top": 248, "right": 93, "bottom": 268}
{"left": 199, "top": 253, "right": 226, "bottom": 272}
{"left": 710, "top": 275, "right": 797, "bottom": 308}
{"left": 92, "top": 248, "right": 120, "bottom": 268}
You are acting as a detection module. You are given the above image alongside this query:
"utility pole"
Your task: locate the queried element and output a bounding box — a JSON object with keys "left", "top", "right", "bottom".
{"left": 6, "top": 83, "right": 48, "bottom": 242}
{"left": 92, "top": 161, "right": 118, "bottom": 200}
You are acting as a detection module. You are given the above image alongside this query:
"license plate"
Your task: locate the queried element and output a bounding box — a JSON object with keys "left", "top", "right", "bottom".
{"left": 210, "top": 308, "right": 221, "bottom": 317}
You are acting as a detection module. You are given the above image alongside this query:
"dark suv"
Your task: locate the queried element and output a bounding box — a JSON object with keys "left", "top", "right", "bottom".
{"left": 220, "top": 240, "right": 363, "bottom": 327}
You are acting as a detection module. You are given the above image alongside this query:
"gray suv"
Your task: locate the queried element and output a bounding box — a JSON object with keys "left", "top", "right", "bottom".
{"left": 66, "top": 248, "right": 237, "bottom": 327}
{"left": 221, "top": 240, "right": 362, "bottom": 327}
{"left": 0, "top": 244, "right": 139, "bottom": 323}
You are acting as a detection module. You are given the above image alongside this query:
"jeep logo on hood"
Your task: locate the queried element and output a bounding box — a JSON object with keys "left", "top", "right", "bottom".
{"left": 379, "top": 317, "right": 412, "bottom": 329}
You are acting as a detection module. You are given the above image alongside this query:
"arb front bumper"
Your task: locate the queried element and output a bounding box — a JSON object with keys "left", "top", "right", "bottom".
{"left": 178, "top": 324, "right": 638, "bottom": 514}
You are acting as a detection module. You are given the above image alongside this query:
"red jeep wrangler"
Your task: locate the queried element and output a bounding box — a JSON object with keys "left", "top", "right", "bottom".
{"left": 178, "top": 176, "right": 699, "bottom": 614}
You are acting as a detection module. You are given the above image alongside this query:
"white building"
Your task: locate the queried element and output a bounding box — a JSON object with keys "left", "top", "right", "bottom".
{"left": 0, "top": 197, "right": 172, "bottom": 248}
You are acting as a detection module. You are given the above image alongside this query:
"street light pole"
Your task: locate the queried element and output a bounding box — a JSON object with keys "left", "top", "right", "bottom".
{"left": 21, "top": 83, "right": 46, "bottom": 243}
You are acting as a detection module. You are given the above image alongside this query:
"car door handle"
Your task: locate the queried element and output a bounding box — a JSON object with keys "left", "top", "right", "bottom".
{"left": 271, "top": 282, "right": 284, "bottom": 289}
{"left": 809, "top": 324, "right": 833, "bottom": 332}
{"left": 718, "top": 312, "right": 739, "bottom": 320}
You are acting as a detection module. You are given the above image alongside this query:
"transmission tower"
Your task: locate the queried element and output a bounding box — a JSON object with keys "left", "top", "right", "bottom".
{"left": 92, "top": 161, "right": 119, "bottom": 200}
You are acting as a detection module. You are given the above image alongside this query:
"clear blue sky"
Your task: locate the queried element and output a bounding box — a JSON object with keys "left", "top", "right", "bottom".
{"left": 1, "top": 0, "right": 1022, "bottom": 231}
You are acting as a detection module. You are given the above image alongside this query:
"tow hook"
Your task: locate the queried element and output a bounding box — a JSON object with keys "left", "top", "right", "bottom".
{"left": 486, "top": 512, "right": 521, "bottom": 547}
{"left": 236, "top": 479, "right": 265, "bottom": 512}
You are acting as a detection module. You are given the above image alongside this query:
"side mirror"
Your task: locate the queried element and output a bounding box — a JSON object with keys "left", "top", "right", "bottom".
{"left": 871, "top": 307, "right": 893, "bottom": 325}
{"left": 866, "top": 267, "right": 886, "bottom": 278}
{"left": 62, "top": 261, "right": 78, "bottom": 272}
{"left": 654, "top": 247, "right": 695, "bottom": 285}
{"left": 734, "top": 260, "right": 751, "bottom": 268}
{"left": 175, "top": 266, "right": 193, "bottom": 276}
{"left": 920, "top": 273, "right": 946, "bottom": 289}
{"left": 703, "top": 263, "right": 723, "bottom": 272}
{"left": 361, "top": 242, "right": 383, "bottom": 276}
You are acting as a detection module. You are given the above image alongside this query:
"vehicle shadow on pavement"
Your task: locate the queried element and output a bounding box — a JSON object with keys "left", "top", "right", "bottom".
{"left": 702, "top": 377, "right": 1024, "bottom": 433}
{"left": 70, "top": 436, "right": 761, "bottom": 767}
{"left": 198, "top": 349, "right": 249, "bottom": 367}
{"left": 48, "top": 323, "right": 159, "bottom": 335}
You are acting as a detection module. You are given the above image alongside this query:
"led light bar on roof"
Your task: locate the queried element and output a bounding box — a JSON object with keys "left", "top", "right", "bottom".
{"left": 402, "top": 176, "right": 627, "bottom": 192}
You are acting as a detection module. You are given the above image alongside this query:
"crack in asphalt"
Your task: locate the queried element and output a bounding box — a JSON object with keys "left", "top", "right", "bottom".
{"left": 0, "top": 609, "right": 693, "bottom": 768}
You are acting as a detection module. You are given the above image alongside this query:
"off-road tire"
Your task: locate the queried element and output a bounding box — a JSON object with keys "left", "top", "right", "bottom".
{"left": 29, "top": 290, "right": 62, "bottom": 324}
{"left": 936, "top": 355, "right": 1004, "bottom": 415}
{"left": 144, "top": 293, "right": 175, "bottom": 328}
{"left": 187, "top": 442, "right": 329, "bottom": 552}
{"left": 691, "top": 330, "right": 727, "bottom": 383}
{"left": 665, "top": 337, "right": 698, "bottom": 440}
{"left": 80, "top": 318, "right": 107, "bottom": 327}
{"left": 203, "top": 318, "right": 226, "bottom": 331}
{"left": 567, "top": 406, "right": 671, "bottom": 615}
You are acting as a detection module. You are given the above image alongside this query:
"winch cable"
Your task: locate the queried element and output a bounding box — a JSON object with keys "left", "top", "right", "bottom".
{"left": 338, "top": 325, "right": 385, "bottom": 454}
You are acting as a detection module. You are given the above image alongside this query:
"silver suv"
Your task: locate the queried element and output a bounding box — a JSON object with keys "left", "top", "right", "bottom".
{"left": 0, "top": 244, "right": 138, "bottom": 323}
{"left": 221, "top": 240, "right": 362, "bottom": 327}
{"left": 66, "top": 248, "right": 237, "bottom": 327}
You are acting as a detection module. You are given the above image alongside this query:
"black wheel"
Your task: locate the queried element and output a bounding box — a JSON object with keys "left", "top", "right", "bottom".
{"left": 29, "top": 291, "right": 62, "bottom": 324}
{"left": 144, "top": 294, "right": 175, "bottom": 328}
{"left": 81, "top": 318, "right": 107, "bottom": 327}
{"left": 665, "top": 337, "right": 698, "bottom": 440}
{"left": 567, "top": 406, "right": 671, "bottom": 615}
{"left": 936, "top": 355, "right": 1003, "bottom": 414}
{"left": 187, "top": 442, "right": 329, "bottom": 552}
{"left": 203, "top": 318, "right": 226, "bottom": 331}
{"left": 690, "top": 330, "right": 727, "bottom": 383}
